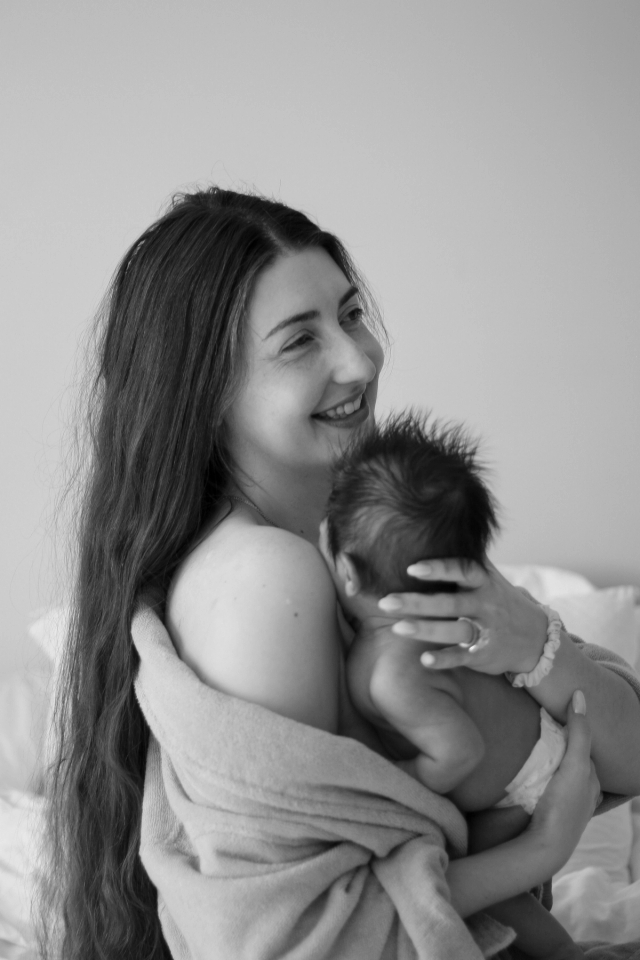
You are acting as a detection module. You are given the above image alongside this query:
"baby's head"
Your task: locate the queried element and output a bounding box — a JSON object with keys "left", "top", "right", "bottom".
{"left": 320, "top": 410, "right": 500, "bottom": 623}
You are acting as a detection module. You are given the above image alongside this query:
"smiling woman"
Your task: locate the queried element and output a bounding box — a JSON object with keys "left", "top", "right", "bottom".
{"left": 37, "top": 185, "right": 640, "bottom": 960}
{"left": 224, "top": 247, "right": 384, "bottom": 534}
{"left": 37, "top": 186, "right": 390, "bottom": 960}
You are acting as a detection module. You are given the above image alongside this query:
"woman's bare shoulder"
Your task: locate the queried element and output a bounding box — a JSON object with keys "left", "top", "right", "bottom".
{"left": 166, "top": 521, "right": 341, "bottom": 731}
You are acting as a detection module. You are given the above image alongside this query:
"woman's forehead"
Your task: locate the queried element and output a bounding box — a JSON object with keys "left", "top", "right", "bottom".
{"left": 247, "top": 248, "right": 352, "bottom": 338}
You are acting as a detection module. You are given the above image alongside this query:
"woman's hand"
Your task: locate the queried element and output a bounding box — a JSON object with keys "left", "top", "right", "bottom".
{"left": 377, "top": 558, "right": 548, "bottom": 676}
{"left": 526, "top": 691, "right": 601, "bottom": 875}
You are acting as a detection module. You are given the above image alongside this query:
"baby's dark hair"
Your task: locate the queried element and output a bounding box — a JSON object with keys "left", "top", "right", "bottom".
{"left": 325, "top": 410, "right": 500, "bottom": 595}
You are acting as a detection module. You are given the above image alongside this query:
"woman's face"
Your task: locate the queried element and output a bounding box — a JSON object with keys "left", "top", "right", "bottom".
{"left": 226, "top": 247, "right": 384, "bottom": 485}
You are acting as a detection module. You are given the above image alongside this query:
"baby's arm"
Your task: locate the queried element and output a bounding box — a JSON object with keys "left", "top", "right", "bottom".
{"left": 366, "top": 645, "right": 485, "bottom": 793}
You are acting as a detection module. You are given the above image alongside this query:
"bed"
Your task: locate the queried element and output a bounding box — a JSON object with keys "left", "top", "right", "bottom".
{"left": 0, "top": 565, "right": 639, "bottom": 959}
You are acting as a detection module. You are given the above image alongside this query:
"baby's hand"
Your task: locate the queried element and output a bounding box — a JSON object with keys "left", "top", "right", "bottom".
{"left": 527, "top": 691, "right": 600, "bottom": 875}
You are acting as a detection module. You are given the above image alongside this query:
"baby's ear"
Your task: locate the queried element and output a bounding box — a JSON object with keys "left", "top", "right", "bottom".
{"left": 336, "top": 552, "right": 361, "bottom": 598}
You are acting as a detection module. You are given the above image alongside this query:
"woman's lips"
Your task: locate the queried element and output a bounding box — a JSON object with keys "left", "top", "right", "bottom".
{"left": 312, "top": 393, "right": 370, "bottom": 428}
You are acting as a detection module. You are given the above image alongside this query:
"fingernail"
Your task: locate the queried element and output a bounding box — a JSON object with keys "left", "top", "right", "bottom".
{"left": 392, "top": 620, "right": 417, "bottom": 636}
{"left": 421, "top": 653, "right": 435, "bottom": 666}
{"left": 407, "top": 563, "right": 432, "bottom": 578}
{"left": 379, "top": 595, "right": 402, "bottom": 612}
{"left": 572, "top": 690, "right": 586, "bottom": 715}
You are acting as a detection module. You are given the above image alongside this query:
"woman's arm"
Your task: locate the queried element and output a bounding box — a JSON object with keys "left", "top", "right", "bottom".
{"left": 167, "top": 526, "right": 342, "bottom": 732}
{"left": 520, "top": 630, "right": 640, "bottom": 796}
{"left": 447, "top": 693, "right": 600, "bottom": 917}
{"left": 375, "top": 559, "right": 640, "bottom": 797}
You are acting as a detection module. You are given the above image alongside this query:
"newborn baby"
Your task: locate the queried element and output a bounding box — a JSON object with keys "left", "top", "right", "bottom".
{"left": 319, "top": 410, "right": 580, "bottom": 960}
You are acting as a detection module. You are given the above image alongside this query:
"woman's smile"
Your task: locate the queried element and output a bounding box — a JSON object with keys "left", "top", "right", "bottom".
{"left": 313, "top": 390, "right": 370, "bottom": 426}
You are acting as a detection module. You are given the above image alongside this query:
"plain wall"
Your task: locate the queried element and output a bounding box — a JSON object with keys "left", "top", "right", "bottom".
{"left": 1, "top": 0, "right": 639, "bottom": 675}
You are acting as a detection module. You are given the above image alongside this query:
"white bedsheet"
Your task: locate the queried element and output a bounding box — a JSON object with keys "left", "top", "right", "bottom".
{"left": 550, "top": 801, "right": 640, "bottom": 942}
{"left": 552, "top": 869, "right": 640, "bottom": 944}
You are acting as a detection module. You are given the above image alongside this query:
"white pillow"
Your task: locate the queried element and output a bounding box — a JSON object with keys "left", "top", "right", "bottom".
{"left": 27, "top": 607, "right": 69, "bottom": 669}
{"left": 0, "top": 608, "right": 68, "bottom": 797}
{"left": 497, "top": 564, "right": 595, "bottom": 603}
{"left": 0, "top": 660, "right": 51, "bottom": 795}
{"left": 499, "top": 566, "right": 639, "bottom": 668}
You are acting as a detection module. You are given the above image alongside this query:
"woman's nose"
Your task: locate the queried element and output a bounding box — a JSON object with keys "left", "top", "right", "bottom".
{"left": 329, "top": 327, "right": 378, "bottom": 386}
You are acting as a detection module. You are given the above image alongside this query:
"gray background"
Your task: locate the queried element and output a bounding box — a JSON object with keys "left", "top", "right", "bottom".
{"left": 1, "top": 0, "right": 639, "bottom": 675}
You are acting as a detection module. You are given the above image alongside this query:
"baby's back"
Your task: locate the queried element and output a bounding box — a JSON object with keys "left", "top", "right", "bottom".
{"left": 446, "top": 668, "right": 541, "bottom": 810}
{"left": 347, "top": 633, "right": 542, "bottom": 812}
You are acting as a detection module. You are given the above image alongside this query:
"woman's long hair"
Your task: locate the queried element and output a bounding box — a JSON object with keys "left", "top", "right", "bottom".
{"left": 36, "top": 186, "right": 383, "bottom": 959}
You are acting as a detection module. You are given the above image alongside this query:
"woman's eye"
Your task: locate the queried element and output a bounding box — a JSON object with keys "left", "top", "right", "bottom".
{"left": 341, "top": 306, "right": 364, "bottom": 327}
{"left": 282, "top": 332, "right": 314, "bottom": 352}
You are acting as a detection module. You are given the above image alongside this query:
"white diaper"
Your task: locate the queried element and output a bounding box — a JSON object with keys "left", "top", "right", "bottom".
{"left": 494, "top": 707, "right": 567, "bottom": 815}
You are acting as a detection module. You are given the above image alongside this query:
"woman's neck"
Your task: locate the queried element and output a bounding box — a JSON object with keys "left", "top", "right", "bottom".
{"left": 228, "top": 468, "right": 331, "bottom": 546}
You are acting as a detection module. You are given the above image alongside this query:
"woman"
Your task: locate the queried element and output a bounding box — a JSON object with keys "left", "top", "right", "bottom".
{"left": 38, "top": 187, "right": 640, "bottom": 960}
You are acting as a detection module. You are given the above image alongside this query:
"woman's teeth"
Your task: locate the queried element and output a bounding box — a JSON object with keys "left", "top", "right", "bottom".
{"left": 320, "top": 395, "right": 363, "bottom": 419}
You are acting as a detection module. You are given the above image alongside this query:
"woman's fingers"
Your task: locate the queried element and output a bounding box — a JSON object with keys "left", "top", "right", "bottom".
{"left": 563, "top": 691, "right": 591, "bottom": 761}
{"left": 378, "top": 557, "right": 550, "bottom": 676}
{"left": 378, "top": 559, "right": 489, "bottom": 618}
{"left": 562, "top": 691, "right": 601, "bottom": 810}
{"left": 389, "top": 617, "right": 480, "bottom": 646}
{"left": 418, "top": 636, "right": 499, "bottom": 672}
{"left": 379, "top": 593, "right": 477, "bottom": 619}
{"left": 405, "top": 558, "right": 488, "bottom": 589}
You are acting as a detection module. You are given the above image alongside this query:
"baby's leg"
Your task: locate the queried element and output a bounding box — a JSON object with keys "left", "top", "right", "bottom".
{"left": 468, "top": 808, "right": 582, "bottom": 960}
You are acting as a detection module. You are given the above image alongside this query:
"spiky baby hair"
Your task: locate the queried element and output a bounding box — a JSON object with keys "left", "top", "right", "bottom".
{"left": 325, "top": 410, "right": 500, "bottom": 595}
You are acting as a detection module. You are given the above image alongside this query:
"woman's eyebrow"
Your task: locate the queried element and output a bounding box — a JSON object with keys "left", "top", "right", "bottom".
{"left": 338, "top": 285, "right": 360, "bottom": 307}
{"left": 264, "top": 285, "right": 360, "bottom": 340}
